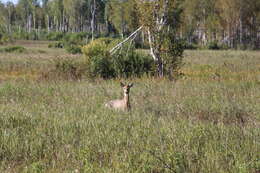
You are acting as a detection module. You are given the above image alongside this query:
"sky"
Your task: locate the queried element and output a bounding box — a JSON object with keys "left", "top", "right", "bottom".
{"left": 1, "top": 0, "right": 18, "bottom": 4}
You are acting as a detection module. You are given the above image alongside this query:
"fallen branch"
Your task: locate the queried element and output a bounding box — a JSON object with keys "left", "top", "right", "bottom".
{"left": 110, "top": 26, "right": 143, "bottom": 55}
{"left": 126, "top": 32, "right": 138, "bottom": 55}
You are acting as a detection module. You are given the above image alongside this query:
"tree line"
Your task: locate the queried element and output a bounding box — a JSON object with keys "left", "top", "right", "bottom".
{"left": 0, "top": 0, "right": 260, "bottom": 49}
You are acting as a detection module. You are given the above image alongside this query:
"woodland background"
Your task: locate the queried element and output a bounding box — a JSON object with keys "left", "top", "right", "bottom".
{"left": 0, "top": 0, "right": 260, "bottom": 49}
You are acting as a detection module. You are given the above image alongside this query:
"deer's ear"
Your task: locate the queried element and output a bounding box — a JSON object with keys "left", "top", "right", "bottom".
{"left": 120, "top": 82, "right": 125, "bottom": 87}
{"left": 128, "top": 83, "right": 133, "bottom": 88}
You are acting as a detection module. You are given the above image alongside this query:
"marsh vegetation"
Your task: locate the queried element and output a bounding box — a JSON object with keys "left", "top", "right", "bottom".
{"left": 0, "top": 41, "right": 259, "bottom": 172}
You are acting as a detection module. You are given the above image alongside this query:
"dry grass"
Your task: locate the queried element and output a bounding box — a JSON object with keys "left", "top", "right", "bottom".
{"left": 0, "top": 42, "right": 259, "bottom": 172}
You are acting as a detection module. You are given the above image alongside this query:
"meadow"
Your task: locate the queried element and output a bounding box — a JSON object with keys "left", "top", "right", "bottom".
{"left": 0, "top": 41, "right": 259, "bottom": 173}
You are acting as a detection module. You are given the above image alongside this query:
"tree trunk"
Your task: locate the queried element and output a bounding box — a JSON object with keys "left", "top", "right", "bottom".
{"left": 157, "top": 56, "right": 163, "bottom": 78}
{"left": 148, "top": 29, "right": 163, "bottom": 78}
{"left": 239, "top": 16, "right": 244, "bottom": 46}
{"left": 62, "top": 11, "right": 65, "bottom": 32}
{"left": 252, "top": 15, "right": 257, "bottom": 49}
{"left": 91, "top": 0, "right": 96, "bottom": 41}
{"left": 28, "top": 14, "right": 32, "bottom": 33}
{"left": 47, "top": 15, "right": 50, "bottom": 32}
{"left": 7, "top": 7, "right": 11, "bottom": 33}
{"left": 33, "top": 13, "right": 36, "bottom": 31}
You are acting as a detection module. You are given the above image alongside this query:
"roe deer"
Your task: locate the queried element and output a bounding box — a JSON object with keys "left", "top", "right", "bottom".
{"left": 105, "top": 82, "right": 133, "bottom": 111}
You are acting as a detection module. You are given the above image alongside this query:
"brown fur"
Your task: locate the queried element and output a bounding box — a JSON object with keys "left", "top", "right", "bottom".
{"left": 105, "top": 82, "right": 133, "bottom": 111}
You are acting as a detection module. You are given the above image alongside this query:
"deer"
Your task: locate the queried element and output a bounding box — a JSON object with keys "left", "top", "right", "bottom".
{"left": 105, "top": 82, "right": 133, "bottom": 111}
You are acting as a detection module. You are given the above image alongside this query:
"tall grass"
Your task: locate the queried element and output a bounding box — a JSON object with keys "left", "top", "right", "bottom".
{"left": 0, "top": 45, "right": 259, "bottom": 172}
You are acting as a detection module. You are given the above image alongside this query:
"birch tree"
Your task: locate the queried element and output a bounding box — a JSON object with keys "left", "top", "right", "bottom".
{"left": 136, "top": 0, "right": 184, "bottom": 78}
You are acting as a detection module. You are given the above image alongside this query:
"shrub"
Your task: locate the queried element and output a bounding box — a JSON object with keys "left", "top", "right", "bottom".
{"left": 65, "top": 45, "right": 82, "bottom": 54}
{"left": 112, "top": 51, "right": 154, "bottom": 78}
{"left": 183, "top": 42, "right": 198, "bottom": 50}
{"left": 46, "top": 32, "right": 65, "bottom": 41}
{"left": 48, "top": 42, "right": 64, "bottom": 48}
{"left": 207, "top": 41, "right": 220, "bottom": 50}
{"left": 82, "top": 38, "right": 117, "bottom": 78}
{"left": 63, "top": 32, "right": 91, "bottom": 45}
{"left": 82, "top": 37, "right": 154, "bottom": 79}
{"left": 62, "top": 32, "right": 93, "bottom": 54}
{"left": 0, "top": 46, "right": 26, "bottom": 53}
{"left": 12, "top": 30, "right": 40, "bottom": 40}
{"left": 88, "top": 54, "right": 116, "bottom": 78}
{"left": 41, "top": 58, "right": 86, "bottom": 80}
{"left": 82, "top": 37, "right": 115, "bottom": 58}
{"left": 0, "top": 34, "right": 13, "bottom": 44}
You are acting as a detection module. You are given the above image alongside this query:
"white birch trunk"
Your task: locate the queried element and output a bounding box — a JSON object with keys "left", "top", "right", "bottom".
{"left": 91, "top": 0, "right": 96, "bottom": 41}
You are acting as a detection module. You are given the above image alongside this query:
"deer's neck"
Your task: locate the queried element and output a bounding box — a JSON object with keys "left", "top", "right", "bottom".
{"left": 123, "top": 93, "right": 130, "bottom": 108}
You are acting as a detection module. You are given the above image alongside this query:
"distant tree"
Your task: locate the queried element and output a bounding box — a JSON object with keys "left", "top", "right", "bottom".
{"left": 0, "top": 2, "right": 6, "bottom": 33}
{"left": 106, "top": 0, "right": 139, "bottom": 37}
{"left": 63, "top": 0, "right": 84, "bottom": 32}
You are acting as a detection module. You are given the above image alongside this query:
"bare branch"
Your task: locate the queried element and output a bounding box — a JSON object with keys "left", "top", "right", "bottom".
{"left": 110, "top": 26, "right": 143, "bottom": 54}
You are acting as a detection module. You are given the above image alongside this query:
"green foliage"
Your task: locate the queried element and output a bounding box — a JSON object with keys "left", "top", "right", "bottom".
{"left": 49, "top": 58, "right": 86, "bottom": 80}
{"left": 112, "top": 49, "right": 154, "bottom": 78}
{"left": 85, "top": 51, "right": 154, "bottom": 79}
{"left": 207, "top": 41, "right": 220, "bottom": 50}
{"left": 150, "top": 28, "right": 185, "bottom": 78}
{"left": 11, "top": 31, "right": 90, "bottom": 42}
{"left": 82, "top": 37, "right": 116, "bottom": 58}
{"left": 63, "top": 32, "right": 90, "bottom": 45}
{"left": 106, "top": 0, "right": 139, "bottom": 35}
{"left": 0, "top": 44, "right": 260, "bottom": 172}
{"left": 0, "top": 46, "right": 26, "bottom": 53}
{"left": 206, "top": 41, "right": 229, "bottom": 50}
{"left": 46, "top": 32, "right": 65, "bottom": 41}
{"left": 82, "top": 38, "right": 114, "bottom": 78}
{"left": 0, "top": 33, "right": 13, "bottom": 44}
{"left": 12, "top": 30, "right": 46, "bottom": 40}
{"left": 183, "top": 42, "right": 198, "bottom": 50}
{"left": 61, "top": 32, "right": 92, "bottom": 54}
{"left": 161, "top": 33, "right": 184, "bottom": 75}
{"left": 82, "top": 38, "right": 154, "bottom": 78}
{"left": 65, "top": 45, "right": 82, "bottom": 54}
{"left": 0, "top": 0, "right": 259, "bottom": 49}
{"left": 88, "top": 54, "right": 116, "bottom": 79}
{"left": 48, "top": 41, "right": 64, "bottom": 48}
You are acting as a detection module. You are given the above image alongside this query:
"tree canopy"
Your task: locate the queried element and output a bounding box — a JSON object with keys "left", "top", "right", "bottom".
{"left": 0, "top": 0, "right": 259, "bottom": 49}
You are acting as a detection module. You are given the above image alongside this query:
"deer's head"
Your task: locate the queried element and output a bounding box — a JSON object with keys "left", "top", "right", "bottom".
{"left": 120, "top": 82, "right": 133, "bottom": 95}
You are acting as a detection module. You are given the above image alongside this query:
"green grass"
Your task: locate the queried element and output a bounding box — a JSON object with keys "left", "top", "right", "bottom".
{"left": 0, "top": 42, "right": 259, "bottom": 172}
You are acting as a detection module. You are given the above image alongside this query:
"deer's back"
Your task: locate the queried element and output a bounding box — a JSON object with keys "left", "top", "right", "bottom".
{"left": 105, "top": 99, "right": 127, "bottom": 110}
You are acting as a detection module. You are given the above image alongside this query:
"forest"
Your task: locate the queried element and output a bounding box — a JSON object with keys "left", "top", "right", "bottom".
{"left": 0, "top": 0, "right": 260, "bottom": 49}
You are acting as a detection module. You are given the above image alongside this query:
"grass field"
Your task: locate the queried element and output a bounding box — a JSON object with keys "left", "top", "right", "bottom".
{"left": 0, "top": 41, "right": 259, "bottom": 173}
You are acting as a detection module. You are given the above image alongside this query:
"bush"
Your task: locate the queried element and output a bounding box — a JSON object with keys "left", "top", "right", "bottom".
{"left": 12, "top": 30, "right": 42, "bottom": 40}
{"left": 207, "top": 41, "right": 220, "bottom": 50}
{"left": 82, "top": 38, "right": 114, "bottom": 58}
{"left": 0, "top": 46, "right": 26, "bottom": 53}
{"left": 82, "top": 38, "right": 118, "bottom": 78}
{"left": 63, "top": 32, "right": 91, "bottom": 45}
{"left": 48, "top": 42, "right": 64, "bottom": 48}
{"left": 88, "top": 54, "right": 116, "bottom": 78}
{"left": 65, "top": 45, "right": 82, "bottom": 54}
{"left": 41, "top": 58, "right": 86, "bottom": 80}
{"left": 183, "top": 42, "right": 198, "bottom": 50}
{"left": 62, "top": 32, "right": 92, "bottom": 54}
{"left": 0, "top": 33, "right": 13, "bottom": 44}
{"left": 46, "top": 32, "right": 65, "bottom": 41}
{"left": 82, "top": 37, "right": 154, "bottom": 79}
{"left": 112, "top": 51, "right": 154, "bottom": 78}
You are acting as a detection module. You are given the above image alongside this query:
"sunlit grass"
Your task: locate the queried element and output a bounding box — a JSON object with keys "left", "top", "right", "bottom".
{"left": 0, "top": 43, "right": 259, "bottom": 172}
